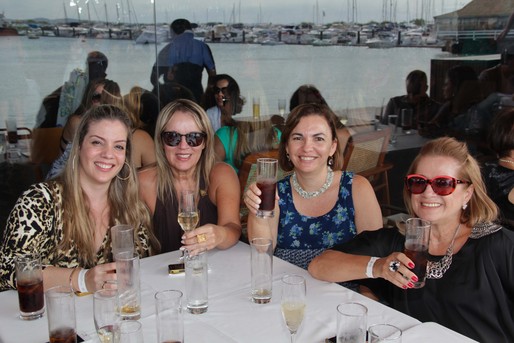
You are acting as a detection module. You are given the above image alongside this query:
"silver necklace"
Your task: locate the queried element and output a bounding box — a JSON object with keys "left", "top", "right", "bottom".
{"left": 426, "top": 223, "right": 461, "bottom": 279}
{"left": 499, "top": 158, "right": 514, "bottom": 166}
{"left": 291, "top": 167, "right": 334, "bottom": 199}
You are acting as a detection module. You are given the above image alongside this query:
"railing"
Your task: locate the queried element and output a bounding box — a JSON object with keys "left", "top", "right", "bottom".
{"left": 436, "top": 30, "right": 509, "bottom": 40}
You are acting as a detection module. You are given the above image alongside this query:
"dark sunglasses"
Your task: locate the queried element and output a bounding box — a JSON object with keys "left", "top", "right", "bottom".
{"left": 161, "top": 131, "right": 206, "bottom": 147}
{"left": 91, "top": 92, "right": 102, "bottom": 101}
{"left": 214, "top": 86, "right": 228, "bottom": 94}
{"left": 405, "top": 174, "right": 471, "bottom": 196}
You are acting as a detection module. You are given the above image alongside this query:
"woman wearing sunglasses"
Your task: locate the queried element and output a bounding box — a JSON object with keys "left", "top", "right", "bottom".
{"left": 138, "top": 99, "right": 241, "bottom": 255}
{"left": 204, "top": 74, "right": 244, "bottom": 133}
{"left": 308, "top": 137, "right": 514, "bottom": 342}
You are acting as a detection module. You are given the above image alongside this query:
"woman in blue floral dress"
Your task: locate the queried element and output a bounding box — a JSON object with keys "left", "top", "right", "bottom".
{"left": 244, "top": 103, "right": 383, "bottom": 269}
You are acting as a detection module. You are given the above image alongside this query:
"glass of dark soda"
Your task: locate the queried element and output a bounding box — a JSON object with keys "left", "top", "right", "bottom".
{"left": 15, "top": 254, "right": 45, "bottom": 320}
{"left": 256, "top": 158, "right": 278, "bottom": 218}
{"left": 404, "top": 218, "right": 431, "bottom": 288}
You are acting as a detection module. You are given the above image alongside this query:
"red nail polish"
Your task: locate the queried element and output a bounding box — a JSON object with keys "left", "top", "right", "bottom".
{"left": 411, "top": 275, "right": 418, "bottom": 282}
{"left": 402, "top": 285, "right": 407, "bottom": 289}
{"left": 408, "top": 282, "right": 414, "bottom": 288}
{"left": 408, "top": 262, "right": 415, "bottom": 268}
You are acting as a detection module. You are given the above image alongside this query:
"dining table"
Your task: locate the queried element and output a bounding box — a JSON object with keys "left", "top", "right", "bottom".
{"left": 0, "top": 241, "right": 477, "bottom": 343}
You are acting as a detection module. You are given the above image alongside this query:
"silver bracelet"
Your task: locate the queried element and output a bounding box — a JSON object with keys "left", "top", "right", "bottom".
{"left": 77, "top": 268, "right": 89, "bottom": 293}
{"left": 366, "top": 257, "right": 379, "bottom": 279}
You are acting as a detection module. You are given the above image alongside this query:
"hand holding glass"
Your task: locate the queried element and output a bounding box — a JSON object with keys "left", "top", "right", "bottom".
{"left": 256, "top": 158, "right": 278, "bottom": 218}
{"left": 281, "top": 274, "right": 306, "bottom": 343}
{"left": 404, "top": 218, "right": 431, "bottom": 288}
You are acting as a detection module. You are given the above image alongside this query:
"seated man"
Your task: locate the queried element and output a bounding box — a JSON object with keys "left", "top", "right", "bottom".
{"left": 479, "top": 45, "right": 514, "bottom": 96}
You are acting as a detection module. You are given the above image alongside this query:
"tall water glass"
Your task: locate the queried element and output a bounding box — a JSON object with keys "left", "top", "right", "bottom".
{"left": 111, "top": 224, "right": 134, "bottom": 261}
{"left": 401, "top": 108, "right": 413, "bottom": 134}
{"left": 15, "top": 254, "right": 45, "bottom": 320}
{"left": 281, "top": 274, "right": 306, "bottom": 343}
{"left": 388, "top": 114, "right": 398, "bottom": 145}
{"left": 94, "top": 289, "right": 119, "bottom": 343}
{"left": 155, "top": 290, "right": 184, "bottom": 343}
{"left": 253, "top": 97, "right": 261, "bottom": 119}
{"left": 256, "top": 158, "right": 278, "bottom": 218}
{"left": 117, "top": 320, "right": 144, "bottom": 343}
{"left": 45, "top": 285, "right": 77, "bottom": 343}
{"left": 278, "top": 98, "right": 287, "bottom": 116}
{"left": 368, "top": 324, "right": 402, "bottom": 343}
{"left": 250, "top": 238, "right": 273, "bottom": 304}
{"left": 336, "top": 302, "right": 368, "bottom": 343}
{"left": 404, "top": 218, "right": 431, "bottom": 288}
{"left": 5, "top": 118, "right": 18, "bottom": 144}
{"left": 185, "top": 252, "right": 208, "bottom": 314}
{"left": 116, "top": 252, "right": 141, "bottom": 320}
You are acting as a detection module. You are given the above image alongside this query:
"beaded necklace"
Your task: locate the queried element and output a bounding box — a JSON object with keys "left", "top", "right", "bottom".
{"left": 291, "top": 167, "right": 334, "bottom": 199}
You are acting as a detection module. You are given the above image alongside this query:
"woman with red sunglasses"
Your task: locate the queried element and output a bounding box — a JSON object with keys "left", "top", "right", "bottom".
{"left": 138, "top": 99, "right": 241, "bottom": 256}
{"left": 308, "top": 137, "right": 514, "bottom": 342}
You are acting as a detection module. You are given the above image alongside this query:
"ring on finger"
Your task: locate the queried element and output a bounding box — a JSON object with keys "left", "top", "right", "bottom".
{"left": 389, "top": 260, "right": 400, "bottom": 272}
{"left": 197, "top": 233, "right": 207, "bottom": 243}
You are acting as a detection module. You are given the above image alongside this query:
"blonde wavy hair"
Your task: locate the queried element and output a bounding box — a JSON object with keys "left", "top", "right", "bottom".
{"left": 154, "top": 99, "right": 216, "bottom": 202}
{"left": 60, "top": 104, "right": 158, "bottom": 266}
{"left": 403, "top": 137, "right": 498, "bottom": 226}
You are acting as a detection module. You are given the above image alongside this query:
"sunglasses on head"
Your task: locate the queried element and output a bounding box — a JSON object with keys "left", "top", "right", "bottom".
{"left": 91, "top": 92, "right": 102, "bottom": 101}
{"left": 405, "top": 174, "right": 471, "bottom": 196}
{"left": 161, "top": 131, "right": 206, "bottom": 147}
{"left": 214, "top": 86, "right": 228, "bottom": 94}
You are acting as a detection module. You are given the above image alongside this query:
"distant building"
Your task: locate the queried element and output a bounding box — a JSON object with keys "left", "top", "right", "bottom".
{"left": 434, "top": 0, "right": 514, "bottom": 54}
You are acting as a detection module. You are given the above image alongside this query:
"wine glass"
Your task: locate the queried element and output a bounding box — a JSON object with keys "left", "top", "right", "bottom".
{"left": 281, "top": 274, "right": 306, "bottom": 343}
{"left": 178, "top": 190, "right": 199, "bottom": 259}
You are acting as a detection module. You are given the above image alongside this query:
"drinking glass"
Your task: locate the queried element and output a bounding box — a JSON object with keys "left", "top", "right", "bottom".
{"left": 404, "top": 218, "right": 431, "bottom": 288}
{"left": 387, "top": 114, "right": 398, "bottom": 145}
{"left": 250, "top": 238, "right": 273, "bottom": 304}
{"left": 111, "top": 224, "right": 134, "bottom": 261}
{"left": 368, "top": 324, "right": 402, "bottom": 343}
{"left": 116, "top": 252, "right": 141, "bottom": 320}
{"left": 278, "top": 98, "right": 287, "bottom": 116}
{"left": 117, "top": 320, "right": 144, "bottom": 343}
{"left": 185, "top": 252, "right": 208, "bottom": 314}
{"left": 253, "top": 97, "right": 261, "bottom": 119}
{"left": 281, "top": 274, "right": 306, "bottom": 343}
{"left": 256, "top": 158, "right": 278, "bottom": 218}
{"left": 178, "top": 190, "right": 199, "bottom": 259}
{"left": 15, "top": 254, "right": 45, "bottom": 320}
{"left": 336, "top": 302, "right": 368, "bottom": 343}
{"left": 155, "top": 290, "right": 184, "bottom": 343}
{"left": 401, "top": 108, "right": 413, "bottom": 134}
{"left": 5, "top": 118, "right": 18, "bottom": 144}
{"left": 94, "top": 289, "right": 119, "bottom": 343}
{"left": 45, "top": 285, "right": 77, "bottom": 343}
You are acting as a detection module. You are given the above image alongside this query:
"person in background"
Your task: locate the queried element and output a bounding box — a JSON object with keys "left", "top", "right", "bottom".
{"left": 482, "top": 108, "right": 514, "bottom": 229}
{"left": 138, "top": 99, "right": 241, "bottom": 255}
{"left": 382, "top": 70, "right": 440, "bottom": 130}
{"left": 36, "top": 51, "right": 108, "bottom": 128}
{"left": 0, "top": 105, "right": 159, "bottom": 292}
{"left": 205, "top": 74, "right": 244, "bottom": 132}
{"left": 151, "top": 18, "right": 216, "bottom": 104}
{"left": 123, "top": 86, "right": 160, "bottom": 139}
{"left": 46, "top": 79, "right": 122, "bottom": 179}
{"left": 123, "top": 86, "right": 157, "bottom": 169}
{"left": 244, "top": 103, "right": 383, "bottom": 270}
{"left": 479, "top": 45, "right": 514, "bottom": 96}
{"left": 308, "top": 137, "right": 513, "bottom": 343}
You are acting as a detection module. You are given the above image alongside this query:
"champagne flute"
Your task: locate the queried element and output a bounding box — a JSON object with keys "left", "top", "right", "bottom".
{"left": 178, "top": 190, "right": 199, "bottom": 259}
{"left": 281, "top": 274, "right": 306, "bottom": 343}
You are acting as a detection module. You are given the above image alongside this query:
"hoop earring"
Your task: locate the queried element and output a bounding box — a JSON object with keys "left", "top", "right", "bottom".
{"left": 327, "top": 155, "right": 334, "bottom": 166}
{"left": 116, "top": 161, "right": 131, "bottom": 181}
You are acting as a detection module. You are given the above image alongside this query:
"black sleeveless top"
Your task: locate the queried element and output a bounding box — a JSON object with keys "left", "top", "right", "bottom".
{"left": 153, "top": 177, "right": 218, "bottom": 253}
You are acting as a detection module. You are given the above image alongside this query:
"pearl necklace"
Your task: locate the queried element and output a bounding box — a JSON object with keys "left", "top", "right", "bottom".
{"left": 499, "top": 158, "right": 514, "bottom": 166}
{"left": 291, "top": 167, "right": 334, "bottom": 199}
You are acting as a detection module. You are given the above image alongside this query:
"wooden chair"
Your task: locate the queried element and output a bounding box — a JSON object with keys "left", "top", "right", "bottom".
{"left": 30, "top": 127, "right": 63, "bottom": 181}
{"left": 343, "top": 127, "right": 394, "bottom": 207}
{"left": 238, "top": 150, "right": 292, "bottom": 240}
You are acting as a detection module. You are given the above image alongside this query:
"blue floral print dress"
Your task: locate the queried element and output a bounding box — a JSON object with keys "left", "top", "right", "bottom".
{"left": 275, "top": 171, "right": 357, "bottom": 270}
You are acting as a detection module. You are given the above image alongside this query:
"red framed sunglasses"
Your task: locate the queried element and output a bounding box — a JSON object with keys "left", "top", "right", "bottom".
{"left": 405, "top": 174, "right": 471, "bottom": 196}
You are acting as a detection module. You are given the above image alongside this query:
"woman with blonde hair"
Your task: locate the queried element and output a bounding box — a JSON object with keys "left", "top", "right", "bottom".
{"left": 0, "top": 105, "right": 159, "bottom": 292}
{"left": 309, "top": 137, "right": 513, "bottom": 342}
{"left": 138, "top": 99, "right": 241, "bottom": 255}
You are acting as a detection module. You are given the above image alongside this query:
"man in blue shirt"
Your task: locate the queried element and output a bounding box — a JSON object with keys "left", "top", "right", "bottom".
{"left": 151, "top": 18, "right": 216, "bottom": 105}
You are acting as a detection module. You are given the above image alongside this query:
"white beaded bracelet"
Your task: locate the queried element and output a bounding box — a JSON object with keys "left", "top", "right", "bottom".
{"left": 77, "top": 268, "right": 89, "bottom": 293}
{"left": 366, "top": 257, "right": 379, "bottom": 279}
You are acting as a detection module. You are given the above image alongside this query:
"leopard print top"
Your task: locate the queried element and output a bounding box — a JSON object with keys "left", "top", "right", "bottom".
{"left": 0, "top": 182, "right": 152, "bottom": 291}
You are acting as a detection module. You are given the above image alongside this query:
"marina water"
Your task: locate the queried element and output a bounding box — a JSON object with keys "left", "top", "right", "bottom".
{"left": 0, "top": 36, "right": 449, "bottom": 128}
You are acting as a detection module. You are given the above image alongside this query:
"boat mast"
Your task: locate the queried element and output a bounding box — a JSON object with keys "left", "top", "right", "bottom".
{"left": 63, "top": 1, "right": 69, "bottom": 24}
{"left": 104, "top": 2, "right": 108, "bottom": 26}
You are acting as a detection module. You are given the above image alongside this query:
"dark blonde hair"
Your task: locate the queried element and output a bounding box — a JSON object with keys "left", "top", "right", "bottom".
{"left": 60, "top": 105, "right": 157, "bottom": 265}
{"left": 403, "top": 137, "right": 498, "bottom": 225}
{"left": 279, "top": 103, "right": 343, "bottom": 172}
{"left": 154, "top": 99, "right": 215, "bottom": 201}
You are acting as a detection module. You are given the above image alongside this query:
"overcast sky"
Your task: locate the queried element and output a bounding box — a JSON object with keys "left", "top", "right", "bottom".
{"left": 3, "top": 0, "right": 473, "bottom": 25}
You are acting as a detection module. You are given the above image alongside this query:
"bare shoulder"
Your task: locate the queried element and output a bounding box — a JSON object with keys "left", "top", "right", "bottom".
{"left": 351, "top": 173, "right": 374, "bottom": 192}
{"left": 210, "top": 162, "right": 238, "bottom": 187}
{"left": 138, "top": 165, "right": 157, "bottom": 185}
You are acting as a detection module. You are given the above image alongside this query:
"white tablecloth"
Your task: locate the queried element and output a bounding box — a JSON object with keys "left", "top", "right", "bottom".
{"left": 0, "top": 242, "right": 476, "bottom": 342}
